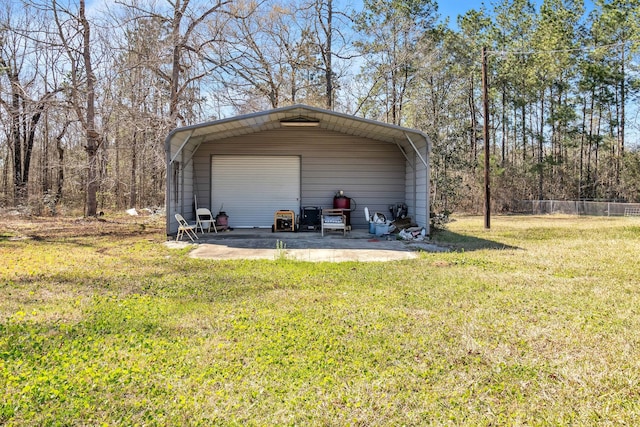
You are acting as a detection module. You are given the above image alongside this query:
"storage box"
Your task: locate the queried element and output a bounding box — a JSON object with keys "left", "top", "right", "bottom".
{"left": 299, "top": 206, "right": 321, "bottom": 231}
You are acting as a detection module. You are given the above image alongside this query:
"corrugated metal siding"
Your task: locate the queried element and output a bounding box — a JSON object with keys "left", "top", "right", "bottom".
{"left": 167, "top": 137, "right": 196, "bottom": 233}
{"left": 192, "top": 128, "right": 407, "bottom": 229}
{"left": 401, "top": 137, "right": 429, "bottom": 232}
{"left": 211, "top": 156, "right": 300, "bottom": 228}
{"left": 414, "top": 160, "right": 429, "bottom": 228}
{"left": 180, "top": 145, "right": 195, "bottom": 217}
{"left": 405, "top": 158, "right": 416, "bottom": 220}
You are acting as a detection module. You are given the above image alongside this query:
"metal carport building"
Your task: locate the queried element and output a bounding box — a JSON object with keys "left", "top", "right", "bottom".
{"left": 165, "top": 104, "right": 431, "bottom": 236}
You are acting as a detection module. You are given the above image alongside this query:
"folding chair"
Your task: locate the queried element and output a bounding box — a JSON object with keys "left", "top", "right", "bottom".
{"left": 175, "top": 213, "right": 199, "bottom": 242}
{"left": 196, "top": 208, "right": 217, "bottom": 234}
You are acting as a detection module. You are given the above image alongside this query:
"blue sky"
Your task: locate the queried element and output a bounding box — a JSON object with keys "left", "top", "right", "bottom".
{"left": 438, "top": 1, "right": 487, "bottom": 25}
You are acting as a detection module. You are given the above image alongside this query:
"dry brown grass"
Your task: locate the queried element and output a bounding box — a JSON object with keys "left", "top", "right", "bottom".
{"left": 1, "top": 210, "right": 164, "bottom": 241}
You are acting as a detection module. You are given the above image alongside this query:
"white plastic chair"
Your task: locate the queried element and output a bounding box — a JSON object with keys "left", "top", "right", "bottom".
{"left": 175, "top": 213, "right": 199, "bottom": 242}
{"left": 196, "top": 208, "right": 217, "bottom": 234}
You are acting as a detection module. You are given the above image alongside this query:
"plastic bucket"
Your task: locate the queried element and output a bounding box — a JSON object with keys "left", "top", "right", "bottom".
{"left": 375, "top": 222, "right": 389, "bottom": 236}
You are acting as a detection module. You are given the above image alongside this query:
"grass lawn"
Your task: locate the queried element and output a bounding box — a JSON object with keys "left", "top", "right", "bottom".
{"left": 1, "top": 213, "right": 640, "bottom": 425}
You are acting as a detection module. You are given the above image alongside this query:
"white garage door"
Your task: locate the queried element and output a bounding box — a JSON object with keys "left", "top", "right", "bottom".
{"left": 211, "top": 156, "right": 300, "bottom": 228}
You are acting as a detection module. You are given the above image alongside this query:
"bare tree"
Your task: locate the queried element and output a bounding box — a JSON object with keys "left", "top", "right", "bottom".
{"left": 39, "top": 0, "right": 102, "bottom": 215}
{"left": 314, "top": 0, "right": 335, "bottom": 109}
{"left": 0, "top": 4, "right": 60, "bottom": 206}
{"left": 164, "top": 0, "right": 230, "bottom": 126}
{"left": 116, "top": 0, "right": 232, "bottom": 128}
{"left": 218, "top": 0, "right": 349, "bottom": 111}
{"left": 215, "top": 1, "right": 292, "bottom": 110}
{"left": 303, "top": 0, "right": 353, "bottom": 110}
{"left": 107, "top": 12, "right": 171, "bottom": 208}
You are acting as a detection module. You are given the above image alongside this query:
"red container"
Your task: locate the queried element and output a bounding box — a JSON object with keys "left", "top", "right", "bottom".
{"left": 333, "top": 195, "right": 351, "bottom": 226}
{"left": 215, "top": 212, "right": 229, "bottom": 230}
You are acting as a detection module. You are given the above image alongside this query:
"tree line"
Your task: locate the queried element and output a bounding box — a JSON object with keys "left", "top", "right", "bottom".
{"left": 1, "top": 0, "right": 639, "bottom": 216}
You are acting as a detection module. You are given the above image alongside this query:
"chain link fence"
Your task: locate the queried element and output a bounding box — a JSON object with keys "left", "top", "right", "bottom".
{"left": 514, "top": 200, "right": 640, "bottom": 217}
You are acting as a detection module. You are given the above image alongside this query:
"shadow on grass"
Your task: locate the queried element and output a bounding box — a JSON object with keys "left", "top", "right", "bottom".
{"left": 431, "top": 229, "right": 520, "bottom": 251}
{"left": 0, "top": 233, "right": 15, "bottom": 242}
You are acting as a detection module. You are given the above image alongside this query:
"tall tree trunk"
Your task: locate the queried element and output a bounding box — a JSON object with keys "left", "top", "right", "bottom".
{"left": 80, "top": 0, "right": 100, "bottom": 216}
{"left": 42, "top": 115, "right": 49, "bottom": 195}
{"left": 4, "top": 59, "right": 49, "bottom": 206}
{"left": 325, "top": 0, "right": 333, "bottom": 109}
{"left": 55, "top": 125, "right": 68, "bottom": 206}
{"left": 594, "top": 101, "right": 602, "bottom": 198}
{"left": 549, "top": 84, "right": 557, "bottom": 178}
{"left": 501, "top": 88, "right": 506, "bottom": 167}
{"left": 23, "top": 104, "right": 45, "bottom": 193}
{"left": 469, "top": 75, "right": 477, "bottom": 161}
{"left": 170, "top": 2, "right": 183, "bottom": 128}
{"left": 538, "top": 90, "right": 544, "bottom": 200}
{"left": 521, "top": 103, "right": 526, "bottom": 163}
{"left": 579, "top": 97, "right": 587, "bottom": 199}
{"left": 8, "top": 67, "right": 24, "bottom": 204}
{"left": 512, "top": 107, "right": 517, "bottom": 165}
{"left": 617, "top": 43, "right": 625, "bottom": 193}
{"left": 586, "top": 89, "right": 595, "bottom": 196}
{"left": 114, "top": 124, "right": 121, "bottom": 208}
{"left": 2, "top": 150, "right": 9, "bottom": 199}
{"left": 130, "top": 132, "right": 138, "bottom": 209}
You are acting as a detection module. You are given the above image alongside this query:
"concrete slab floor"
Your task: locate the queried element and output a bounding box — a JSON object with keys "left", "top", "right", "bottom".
{"left": 165, "top": 228, "right": 448, "bottom": 262}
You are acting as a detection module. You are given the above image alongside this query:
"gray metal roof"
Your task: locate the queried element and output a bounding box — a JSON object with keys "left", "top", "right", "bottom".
{"left": 166, "top": 104, "right": 431, "bottom": 153}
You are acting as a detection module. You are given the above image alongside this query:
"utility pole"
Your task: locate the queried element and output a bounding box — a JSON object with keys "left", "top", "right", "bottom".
{"left": 482, "top": 46, "right": 491, "bottom": 229}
